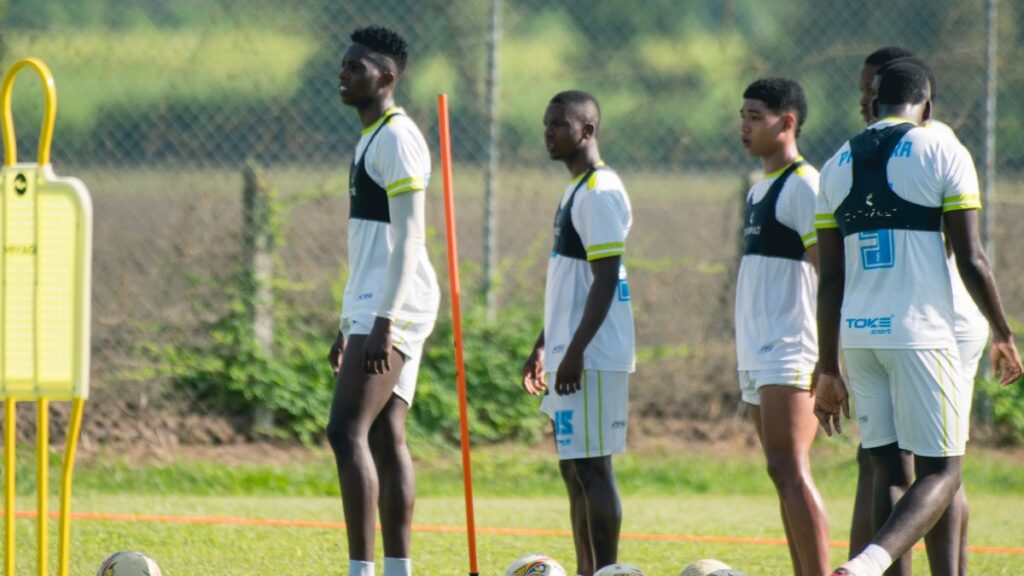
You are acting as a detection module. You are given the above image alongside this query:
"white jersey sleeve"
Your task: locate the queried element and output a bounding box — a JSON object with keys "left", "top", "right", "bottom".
{"left": 777, "top": 165, "right": 820, "bottom": 248}
{"left": 572, "top": 173, "right": 632, "bottom": 261}
{"left": 936, "top": 140, "right": 982, "bottom": 213}
{"left": 367, "top": 117, "right": 431, "bottom": 198}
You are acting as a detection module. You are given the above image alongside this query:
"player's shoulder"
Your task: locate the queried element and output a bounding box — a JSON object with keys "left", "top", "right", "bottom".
{"left": 820, "top": 142, "right": 851, "bottom": 176}
{"left": 377, "top": 110, "right": 427, "bottom": 146}
{"left": 588, "top": 166, "right": 628, "bottom": 195}
{"left": 791, "top": 161, "right": 820, "bottom": 192}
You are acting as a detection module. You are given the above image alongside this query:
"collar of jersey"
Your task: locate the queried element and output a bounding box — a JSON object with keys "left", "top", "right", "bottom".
{"left": 871, "top": 116, "right": 919, "bottom": 129}
{"left": 763, "top": 155, "right": 804, "bottom": 180}
{"left": 360, "top": 106, "right": 403, "bottom": 136}
{"left": 569, "top": 160, "right": 605, "bottom": 185}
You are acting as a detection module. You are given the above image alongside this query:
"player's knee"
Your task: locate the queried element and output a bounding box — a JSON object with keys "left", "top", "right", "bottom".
{"left": 763, "top": 452, "right": 805, "bottom": 489}
{"left": 326, "top": 417, "right": 361, "bottom": 457}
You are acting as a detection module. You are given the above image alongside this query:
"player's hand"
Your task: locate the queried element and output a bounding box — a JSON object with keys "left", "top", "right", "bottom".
{"left": 363, "top": 317, "right": 393, "bottom": 375}
{"left": 990, "top": 337, "right": 1024, "bottom": 386}
{"left": 812, "top": 369, "right": 850, "bottom": 437}
{"left": 327, "top": 331, "right": 345, "bottom": 375}
{"left": 521, "top": 347, "right": 547, "bottom": 395}
{"left": 554, "top": 345, "right": 584, "bottom": 396}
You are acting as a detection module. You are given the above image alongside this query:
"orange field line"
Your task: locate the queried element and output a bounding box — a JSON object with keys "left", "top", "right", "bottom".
{"left": 3, "top": 509, "right": 1022, "bottom": 556}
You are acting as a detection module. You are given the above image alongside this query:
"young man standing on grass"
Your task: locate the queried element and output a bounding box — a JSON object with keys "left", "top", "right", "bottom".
{"left": 521, "top": 90, "right": 635, "bottom": 576}
{"left": 814, "top": 62, "right": 1022, "bottom": 576}
{"left": 326, "top": 26, "right": 440, "bottom": 576}
{"left": 850, "top": 48, "right": 991, "bottom": 575}
{"left": 735, "top": 77, "right": 830, "bottom": 576}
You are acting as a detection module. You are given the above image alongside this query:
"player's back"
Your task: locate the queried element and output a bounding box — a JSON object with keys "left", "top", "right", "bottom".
{"left": 817, "top": 118, "right": 981, "bottom": 350}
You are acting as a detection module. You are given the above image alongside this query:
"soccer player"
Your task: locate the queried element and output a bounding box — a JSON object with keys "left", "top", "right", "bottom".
{"left": 814, "top": 62, "right": 1023, "bottom": 576}
{"left": 851, "top": 48, "right": 990, "bottom": 575}
{"left": 736, "top": 78, "right": 830, "bottom": 576}
{"left": 521, "top": 90, "right": 635, "bottom": 576}
{"left": 326, "top": 26, "right": 440, "bottom": 576}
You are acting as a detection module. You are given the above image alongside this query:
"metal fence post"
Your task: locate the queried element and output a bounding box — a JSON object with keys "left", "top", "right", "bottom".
{"left": 982, "top": 0, "right": 997, "bottom": 262}
{"left": 483, "top": 0, "right": 502, "bottom": 319}
{"left": 243, "top": 160, "right": 275, "bottom": 434}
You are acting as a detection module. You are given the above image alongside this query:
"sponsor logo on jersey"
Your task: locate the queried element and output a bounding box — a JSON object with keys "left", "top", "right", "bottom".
{"left": 846, "top": 316, "right": 893, "bottom": 335}
{"left": 552, "top": 344, "right": 566, "bottom": 354}
{"left": 611, "top": 420, "right": 626, "bottom": 429}
{"left": 617, "top": 280, "right": 631, "bottom": 301}
{"left": 758, "top": 345, "right": 774, "bottom": 354}
{"left": 554, "top": 410, "right": 574, "bottom": 436}
{"left": 357, "top": 292, "right": 374, "bottom": 301}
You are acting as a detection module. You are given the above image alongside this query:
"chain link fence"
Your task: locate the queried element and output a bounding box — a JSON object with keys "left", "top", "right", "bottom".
{"left": 2, "top": 0, "right": 1023, "bottom": 445}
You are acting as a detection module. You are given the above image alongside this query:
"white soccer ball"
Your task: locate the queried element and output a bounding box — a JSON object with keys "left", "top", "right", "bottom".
{"left": 710, "top": 570, "right": 748, "bottom": 576}
{"left": 594, "top": 562, "right": 645, "bottom": 575}
{"left": 679, "top": 558, "right": 732, "bottom": 576}
{"left": 96, "top": 551, "right": 163, "bottom": 576}
{"left": 504, "top": 553, "right": 568, "bottom": 576}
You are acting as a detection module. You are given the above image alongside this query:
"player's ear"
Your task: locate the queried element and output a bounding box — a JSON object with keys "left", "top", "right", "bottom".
{"left": 783, "top": 111, "right": 797, "bottom": 133}
{"left": 378, "top": 68, "right": 396, "bottom": 90}
{"left": 582, "top": 122, "right": 596, "bottom": 140}
{"left": 923, "top": 100, "right": 933, "bottom": 123}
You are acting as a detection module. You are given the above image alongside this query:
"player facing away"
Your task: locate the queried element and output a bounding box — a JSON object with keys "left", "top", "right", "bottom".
{"left": 813, "top": 62, "right": 1023, "bottom": 576}
{"left": 851, "top": 48, "right": 989, "bottom": 575}
{"left": 521, "top": 90, "right": 635, "bottom": 576}
{"left": 736, "top": 78, "right": 830, "bottom": 576}
{"left": 326, "top": 26, "right": 440, "bottom": 576}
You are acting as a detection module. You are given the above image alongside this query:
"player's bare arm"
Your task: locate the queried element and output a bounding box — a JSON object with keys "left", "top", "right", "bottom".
{"left": 944, "top": 208, "right": 1023, "bottom": 385}
{"left": 522, "top": 330, "right": 547, "bottom": 395}
{"left": 813, "top": 227, "right": 849, "bottom": 435}
{"left": 554, "top": 255, "right": 621, "bottom": 396}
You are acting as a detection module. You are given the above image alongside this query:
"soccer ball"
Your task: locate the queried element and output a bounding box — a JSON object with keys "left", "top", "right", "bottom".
{"left": 96, "top": 551, "right": 162, "bottom": 576}
{"left": 679, "top": 558, "right": 732, "bottom": 576}
{"left": 594, "top": 562, "right": 645, "bottom": 575}
{"left": 710, "top": 570, "right": 748, "bottom": 576}
{"left": 504, "top": 553, "right": 568, "bottom": 576}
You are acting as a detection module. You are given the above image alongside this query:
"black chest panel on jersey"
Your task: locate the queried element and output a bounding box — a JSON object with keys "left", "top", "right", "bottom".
{"left": 835, "top": 122, "right": 942, "bottom": 237}
{"left": 742, "top": 160, "right": 806, "bottom": 261}
{"left": 349, "top": 112, "right": 403, "bottom": 223}
{"left": 552, "top": 165, "right": 605, "bottom": 261}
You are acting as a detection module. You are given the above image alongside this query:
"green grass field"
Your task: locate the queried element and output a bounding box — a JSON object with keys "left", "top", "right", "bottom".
{"left": 6, "top": 443, "right": 1024, "bottom": 574}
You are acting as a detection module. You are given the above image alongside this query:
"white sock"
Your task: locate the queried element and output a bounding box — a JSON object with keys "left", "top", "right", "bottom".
{"left": 383, "top": 557, "right": 411, "bottom": 576}
{"left": 839, "top": 544, "right": 893, "bottom": 576}
{"left": 349, "top": 559, "right": 375, "bottom": 576}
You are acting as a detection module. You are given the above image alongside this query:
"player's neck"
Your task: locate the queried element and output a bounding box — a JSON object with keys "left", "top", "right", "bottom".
{"left": 357, "top": 96, "right": 397, "bottom": 129}
{"left": 760, "top": 141, "right": 800, "bottom": 175}
{"left": 566, "top": 147, "right": 602, "bottom": 178}
{"left": 875, "top": 103, "right": 928, "bottom": 125}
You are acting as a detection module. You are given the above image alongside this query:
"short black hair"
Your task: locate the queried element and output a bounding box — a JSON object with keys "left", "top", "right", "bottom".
{"left": 550, "top": 90, "right": 602, "bottom": 128}
{"left": 351, "top": 26, "right": 408, "bottom": 73}
{"left": 864, "top": 46, "right": 914, "bottom": 67}
{"left": 876, "top": 61, "right": 930, "bottom": 106}
{"left": 742, "top": 77, "right": 808, "bottom": 137}
{"left": 878, "top": 56, "right": 938, "bottom": 100}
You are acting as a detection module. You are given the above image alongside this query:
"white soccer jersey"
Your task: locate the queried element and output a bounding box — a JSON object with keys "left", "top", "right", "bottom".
{"left": 816, "top": 118, "right": 982, "bottom": 349}
{"left": 734, "top": 160, "right": 819, "bottom": 370}
{"left": 544, "top": 166, "right": 636, "bottom": 373}
{"left": 342, "top": 108, "right": 440, "bottom": 325}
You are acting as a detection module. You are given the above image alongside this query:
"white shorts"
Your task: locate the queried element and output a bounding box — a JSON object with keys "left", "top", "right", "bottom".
{"left": 540, "top": 370, "right": 629, "bottom": 460}
{"left": 738, "top": 366, "right": 814, "bottom": 406}
{"left": 844, "top": 348, "right": 968, "bottom": 457}
{"left": 341, "top": 314, "right": 436, "bottom": 407}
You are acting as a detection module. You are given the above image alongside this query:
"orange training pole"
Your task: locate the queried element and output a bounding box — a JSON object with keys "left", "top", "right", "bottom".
{"left": 437, "top": 94, "right": 479, "bottom": 576}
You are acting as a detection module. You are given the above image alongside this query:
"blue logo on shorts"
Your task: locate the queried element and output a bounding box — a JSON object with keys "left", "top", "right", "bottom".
{"left": 617, "top": 280, "right": 631, "bottom": 301}
{"left": 554, "top": 410, "right": 574, "bottom": 436}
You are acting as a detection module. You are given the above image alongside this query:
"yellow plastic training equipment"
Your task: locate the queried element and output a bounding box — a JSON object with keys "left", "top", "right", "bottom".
{"left": 1, "top": 57, "right": 92, "bottom": 576}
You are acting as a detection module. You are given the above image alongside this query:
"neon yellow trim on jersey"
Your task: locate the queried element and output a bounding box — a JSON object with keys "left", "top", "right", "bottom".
{"left": 815, "top": 213, "right": 838, "bottom": 229}
{"left": 597, "top": 371, "right": 604, "bottom": 454}
{"left": 878, "top": 116, "right": 918, "bottom": 126}
{"left": 587, "top": 241, "right": 625, "bottom": 254}
{"left": 569, "top": 161, "right": 606, "bottom": 185}
{"left": 583, "top": 371, "right": 591, "bottom": 458}
{"left": 587, "top": 250, "right": 624, "bottom": 262}
{"left": 360, "top": 106, "right": 401, "bottom": 136}
{"left": 763, "top": 156, "right": 805, "bottom": 179}
{"left": 387, "top": 176, "right": 424, "bottom": 192}
{"left": 387, "top": 185, "right": 425, "bottom": 198}
{"left": 801, "top": 231, "right": 818, "bottom": 248}
{"left": 944, "top": 194, "right": 981, "bottom": 206}
{"left": 942, "top": 203, "right": 981, "bottom": 213}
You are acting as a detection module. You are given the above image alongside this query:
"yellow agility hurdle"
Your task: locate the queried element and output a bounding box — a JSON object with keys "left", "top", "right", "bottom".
{"left": 1, "top": 58, "right": 92, "bottom": 576}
